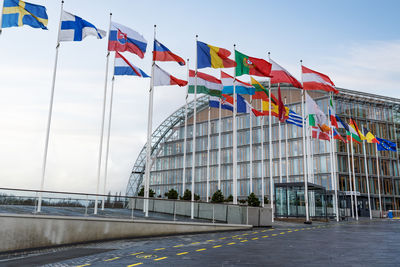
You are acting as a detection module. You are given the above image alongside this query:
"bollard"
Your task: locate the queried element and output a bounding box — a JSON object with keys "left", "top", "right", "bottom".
{"left": 131, "top": 198, "right": 135, "bottom": 219}
{"left": 212, "top": 204, "right": 215, "bottom": 223}
{"left": 173, "top": 200, "right": 177, "bottom": 221}
{"left": 246, "top": 206, "right": 249, "bottom": 225}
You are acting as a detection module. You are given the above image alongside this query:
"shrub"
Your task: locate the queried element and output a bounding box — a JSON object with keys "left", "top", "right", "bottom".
{"left": 211, "top": 190, "right": 224, "bottom": 203}
{"left": 239, "top": 199, "right": 247, "bottom": 204}
{"left": 264, "top": 196, "right": 270, "bottom": 204}
{"left": 138, "top": 187, "right": 155, "bottom": 197}
{"left": 247, "top": 193, "right": 260, "bottom": 207}
{"left": 166, "top": 189, "right": 178, "bottom": 199}
{"left": 225, "top": 195, "right": 233, "bottom": 202}
{"left": 182, "top": 189, "right": 192, "bottom": 201}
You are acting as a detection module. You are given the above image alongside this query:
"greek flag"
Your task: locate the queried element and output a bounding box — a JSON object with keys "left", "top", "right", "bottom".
{"left": 286, "top": 109, "right": 304, "bottom": 127}
{"left": 59, "top": 11, "right": 106, "bottom": 42}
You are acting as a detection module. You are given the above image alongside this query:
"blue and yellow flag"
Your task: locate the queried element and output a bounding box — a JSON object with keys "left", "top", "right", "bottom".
{"left": 2, "top": 0, "right": 48, "bottom": 29}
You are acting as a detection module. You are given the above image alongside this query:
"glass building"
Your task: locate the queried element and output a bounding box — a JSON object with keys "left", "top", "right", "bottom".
{"left": 126, "top": 85, "right": 400, "bottom": 216}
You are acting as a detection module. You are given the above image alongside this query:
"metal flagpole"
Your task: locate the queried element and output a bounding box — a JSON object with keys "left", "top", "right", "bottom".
{"left": 284, "top": 97, "right": 289, "bottom": 183}
{"left": 206, "top": 106, "right": 211, "bottom": 202}
{"left": 348, "top": 110, "right": 358, "bottom": 220}
{"left": 363, "top": 139, "right": 372, "bottom": 219}
{"left": 261, "top": 113, "right": 265, "bottom": 207}
{"left": 232, "top": 44, "right": 238, "bottom": 205}
{"left": 300, "top": 60, "right": 310, "bottom": 222}
{"left": 329, "top": 100, "right": 335, "bottom": 217}
{"left": 143, "top": 25, "right": 157, "bottom": 217}
{"left": 249, "top": 95, "right": 253, "bottom": 194}
{"left": 102, "top": 55, "right": 116, "bottom": 210}
{"left": 182, "top": 58, "right": 189, "bottom": 194}
{"left": 333, "top": 137, "right": 339, "bottom": 221}
{"left": 218, "top": 95, "right": 222, "bottom": 190}
{"left": 278, "top": 88, "right": 283, "bottom": 215}
{"left": 306, "top": 111, "right": 313, "bottom": 217}
{"left": 267, "top": 52, "right": 273, "bottom": 220}
{"left": 375, "top": 144, "right": 382, "bottom": 217}
{"left": 37, "top": 1, "right": 64, "bottom": 213}
{"left": 346, "top": 136, "right": 355, "bottom": 218}
{"left": 0, "top": 0, "right": 4, "bottom": 36}
{"left": 191, "top": 35, "right": 199, "bottom": 219}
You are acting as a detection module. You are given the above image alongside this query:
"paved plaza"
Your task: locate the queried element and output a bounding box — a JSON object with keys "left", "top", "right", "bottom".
{"left": 0, "top": 219, "right": 399, "bottom": 266}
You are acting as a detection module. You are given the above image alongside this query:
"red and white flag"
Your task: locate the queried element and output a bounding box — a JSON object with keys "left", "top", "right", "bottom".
{"left": 270, "top": 59, "right": 302, "bottom": 89}
{"left": 302, "top": 66, "right": 338, "bottom": 94}
{"left": 312, "top": 126, "right": 330, "bottom": 141}
{"left": 153, "top": 64, "right": 187, "bottom": 87}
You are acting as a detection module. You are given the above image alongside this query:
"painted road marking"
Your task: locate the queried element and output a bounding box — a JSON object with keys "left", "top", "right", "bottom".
{"left": 206, "top": 240, "right": 215, "bottom": 242}
{"left": 219, "top": 237, "right": 227, "bottom": 239}
{"left": 213, "top": 245, "right": 222, "bottom": 248}
{"left": 154, "top": 257, "right": 168, "bottom": 261}
{"left": 272, "top": 234, "right": 278, "bottom": 236}
{"left": 173, "top": 244, "right": 184, "bottom": 248}
{"left": 131, "top": 252, "right": 144, "bottom": 256}
{"left": 191, "top": 242, "right": 200, "bottom": 245}
{"left": 294, "top": 229, "right": 299, "bottom": 231}
{"left": 262, "top": 235, "right": 269, "bottom": 238}
{"left": 176, "top": 252, "right": 189, "bottom": 255}
{"left": 242, "top": 233, "right": 249, "bottom": 236}
{"left": 280, "top": 232, "right": 285, "bottom": 235}
{"left": 240, "top": 240, "right": 248, "bottom": 242}
{"left": 252, "top": 237, "right": 259, "bottom": 240}
{"left": 127, "top": 263, "right": 143, "bottom": 267}
{"left": 136, "top": 254, "right": 157, "bottom": 260}
{"left": 196, "top": 248, "right": 207, "bottom": 252}
{"left": 227, "top": 242, "right": 236, "bottom": 245}
{"left": 288, "top": 231, "right": 292, "bottom": 233}
{"left": 154, "top": 248, "right": 165, "bottom": 251}
{"left": 232, "top": 235, "right": 239, "bottom": 237}
{"left": 104, "top": 257, "right": 120, "bottom": 261}
{"left": 252, "top": 231, "right": 258, "bottom": 234}
{"left": 261, "top": 230, "right": 267, "bottom": 232}
{"left": 76, "top": 264, "right": 91, "bottom": 267}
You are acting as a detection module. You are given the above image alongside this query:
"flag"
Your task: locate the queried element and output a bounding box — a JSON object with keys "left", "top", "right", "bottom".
{"left": 286, "top": 110, "right": 304, "bottom": 127}
{"left": 376, "top": 138, "right": 397, "bottom": 151}
{"left": 305, "top": 92, "right": 330, "bottom": 132}
{"left": 2, "top": 0, "right": 48, "bottom": 29}
{"left": 153, "top": 39, "right": 185, "bottom": 66}
{"left": 302, "top": 65, "right": 338, "bottom": 94}
{"left": 312, "top": 126, "right": 330, "bottom": 141}
{"left": 261, "top": 100, "right": 289, "bottom": 119}
{"left": 333, "top": 128, "right": 346, "bottom": 143}
{"left": 270, "top": 59, "right": 302, "bottom": 88}
{"left": 278, "top": 84, "right": 286, "bottom": 122}
{"left": 109, "top": 22, "right": 147, "bottom": 59}
{"left": 336, "top": 115, "right": 349, "bottom": 131}
{"left": 329, "top": 96, "right": 338, "bottom": 128}
{"left": 114, "top": 51, "right": 149, "bottom": 77}
{"left": 221, "top": 71, "right": 255, "bottom": 95}
{"left": 153, "top": 64, "right": 187, "bottom": 87}
{"left": 188, "top": 70, "right": 222, "bottom": 96}
{"left": 348, "top": 119, "right": 362, "bottom": 144}
{"left": 237, "top": 94, "right": 263, "bottom": 116}
{"left": 362, "top": 127, "right": 379, "bottom": 144}
{"left": 235, "top": 50, "right": 272, "bottom": 77}
{"left": 250, "top": 77, "right": 278, "bottom": 104}
{"left": 60, "top": 11, "right": 106, "bottom": 42}
{"left": 197, "top": 41, "right": 236, "bottom": 69}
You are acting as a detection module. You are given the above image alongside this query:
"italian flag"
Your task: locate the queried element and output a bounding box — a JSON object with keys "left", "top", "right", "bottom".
{"left": 188, "top": 70, "right": 222, "bottom": 97}
{"left": 306, "top": 92, "right": 330, "bottom": 132}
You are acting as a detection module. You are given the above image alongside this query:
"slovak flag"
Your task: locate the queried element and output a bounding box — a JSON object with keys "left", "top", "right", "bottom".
{"left": 114, "top": 52, "right": 149, "bottom": 77}
{"left": 153, "top": 64, "right": 187, "bottom": 87}
{"left": 153, "top": 39, "right": 185, "bottom": 66}
{"left": 108, "top": 22, "right": 147, "bottom": 59}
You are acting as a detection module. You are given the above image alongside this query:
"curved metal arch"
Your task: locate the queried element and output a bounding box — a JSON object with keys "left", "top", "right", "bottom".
{"left": 126, "top": 95, "right": 209, "bottom": 196}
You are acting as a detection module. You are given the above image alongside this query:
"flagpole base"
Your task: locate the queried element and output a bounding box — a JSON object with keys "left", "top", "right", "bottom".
{"left": 304, "top": 220, "right": 312, "bottom": 225}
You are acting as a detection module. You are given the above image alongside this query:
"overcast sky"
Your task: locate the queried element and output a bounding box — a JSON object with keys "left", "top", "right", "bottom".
{"left": 0, "top": 0, "right": 399, "bottom": 196}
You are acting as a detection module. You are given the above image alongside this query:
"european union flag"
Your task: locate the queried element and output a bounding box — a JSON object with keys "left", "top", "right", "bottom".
{"left": 376, "top": 137, "right": 397, "bottom": 151}
{"left": 2, "top": 0, "right": 48, "bottom": 29}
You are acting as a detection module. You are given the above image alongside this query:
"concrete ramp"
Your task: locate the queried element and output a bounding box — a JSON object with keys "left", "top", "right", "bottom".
{"left": 0, "top": 213, "right": 251, "bottom": 253}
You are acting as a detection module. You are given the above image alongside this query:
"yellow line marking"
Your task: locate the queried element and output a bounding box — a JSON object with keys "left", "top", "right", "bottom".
{"left": 288, "top": 230, "right": 292, "bottom": 233}
{"left": 76, "top": 264, "right": 91, "bottom": 267}
{"left": 206, "top": 239, "right": 215, "bottom": 242}
{"left": 232, "top": 235, "right": 239, "bottom": 237}
{"left": 301, "top": 228, "right": 305, "bottom": 230}
{"left": 213, "top": 245, "right": 223, "bottom": 248}
{"left": 173, "top": 244, "right": 184, "bottom": 248}
{"left": 272, "top": 234, "right": 277, "bottom": 236}
{"left": 196, "top": 248, "right": 207, "bottom": 252}
{"left": 127, "top": 263, "right": 143, "bottom": 267}
{"left": 252, "top": 237, "right": 259, "bottom": 240}
{"left": 240, "top": 240, "right": 248, "bottom": 242}
{"left": 242, "top": 233, "right": 249, "bottom": 236}
{"left": 269, "top": 229, "right": 274, "bottom": 231}
{"left": 154, "top": 257, "right": 167, "bottom": 261}
{"left": 252, "top": 231, "right": 258, "bottom": 234}
{"left": 261, "top": 230, "right": 267, "bottom": 232}
{"left": 104, "top": 257, "right": 120, "bottom": 261}
{"left": 280, "top": 232, "right": 285, "bottom": 234}
{"left": 294, "top": 229, "right": 299, "bottom": 232}
{"left": 191, "top": 242, "right": 200, "bottom": 245}
{"left": 176, "top": 252, "right": 189, "bottom": 255}
{"left": 227, "top": 242, "right": 236, "bottom": 245}
{"left": 131, "top": 252, "right": 144, "bottom": 256}
{"left": 154, "top": 248, "right": 165, "bottom": 251}
{"left": 262, "top": 235, "right": 269, "bottom": 238}
{"left": 219, "top": 237, "right": 227, "bottom": 239}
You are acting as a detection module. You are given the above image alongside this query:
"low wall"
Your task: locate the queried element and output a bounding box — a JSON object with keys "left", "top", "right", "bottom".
{"left": 0, "top": 213, "right": 251, "bottom": 253}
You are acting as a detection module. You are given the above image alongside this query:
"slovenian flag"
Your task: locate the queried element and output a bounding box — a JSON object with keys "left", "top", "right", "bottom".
{"left": 108, "top": 22, "right": 147, "bottom": 59}
{"left": 153, "top": 64, "right": 187, "bottom": 87}
{"left": 153, "top": 39, "right": 185, "bottom": 66}
{"left": 114, "top": 52, "right": 149, "bottom": 77}
{"left": 221, "top": 71, "right": 255, "bottom": 95}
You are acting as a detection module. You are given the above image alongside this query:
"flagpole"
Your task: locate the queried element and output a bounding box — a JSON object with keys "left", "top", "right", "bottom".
{"left": 143, "top": 25, "right": 157, "bottom": 217}
{"left": 347, "top": 137, "right": 355, "bottom": 218}
{"left": 278, "top": 84, "right": 283, "bottom": 215}
{"left": 268, "top": 53, "right": 273, "bottom": 218}
{"left": 348, "top": 110, "right": 358, "bottom": 220}
{"left": 249, "top": 95, "right": 253, "bottom": 194}
{"left": 191, "top": 35, "right": 199, "bottom": 219}
{"left": 37, "top": 1, "right": 64, "bottom": 213}
{"left": 182, "top": 58, "right": 189, "bottom": 194}
{"left": 232, "top": 44, "right": 238, "bottom": 205}
{"left": 333, "top": 137, "right": 339, "bottom": 221}
{"left": 206, "top": 106, "right": 211, "bottom": 202}
{"left": 218, "top": 93, "right": 222, "bottom": 190}
{"left": 300, "top": 60, "right": 310, "bottom": 223}
{"left": 284, "top": 97, "right": 289, "bottom": 183}
{"left": 328, "top": 93, "right": 338, "bottom": 221}
{"left": 101, "top": 55, "right": 116, "bottom": 210}
{"left": 375, "top": 144, "right": 382, "bottom": 217}
{"left": 362, "top": 139, "right": 372, "bottom": 219}
{"left": 0, "top": 0, "right": 4, "bottom": 36}
{"left": 261, "top": 115, "right": 265, "bottom": 208}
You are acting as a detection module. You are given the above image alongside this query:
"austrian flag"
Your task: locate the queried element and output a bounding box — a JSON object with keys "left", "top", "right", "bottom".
{"left": 302, "top": 66, "right": 338, "bottom": 94}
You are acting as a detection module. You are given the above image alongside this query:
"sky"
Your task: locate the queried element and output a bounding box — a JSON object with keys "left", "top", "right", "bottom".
{"left": 0, "top": 0, "right": 399, "bottom": 196}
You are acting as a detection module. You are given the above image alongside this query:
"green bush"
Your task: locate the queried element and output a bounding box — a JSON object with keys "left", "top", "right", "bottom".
{"left": 225, "top": 194, "right": 233, "bottom": 202}
{"left": 239, "top": 199, "right": 247, "bottom": 204}
{"left": 264, "top": 196, "right": 270, "bottom": 204}
{"left": 182, "top": 189, "right": 192, "bottom": 201}
{"left": 166, "top": 189, "right": 179, "bottom": 199}
{"left": 211, "top": 190, "right": 224, "bottom": 203}
{"left": 194, "top": 194, "right": 200, "bottom": 201}
{"left": 247, "top": 193, "right": 260, "bottom": 207}
{"left": 138, "top": 187, "right": 155, "bottom": 197}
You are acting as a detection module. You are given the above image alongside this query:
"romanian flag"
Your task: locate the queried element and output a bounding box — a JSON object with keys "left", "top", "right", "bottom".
{"left": 250, "top": 77, "right": 278, "bottom": 104}
{"left": 2, "top": 0, "right": 48, "bottom": 29}
{"left": 362, "top": 127, "right": 379, "bottom": 144}
{"left": 197, "top": 41, "right": 236, "bottom": 69}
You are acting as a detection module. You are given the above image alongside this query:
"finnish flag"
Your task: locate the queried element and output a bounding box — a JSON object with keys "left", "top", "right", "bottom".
{"left": 59, "top": 11, "right": 106, "bottom": 42}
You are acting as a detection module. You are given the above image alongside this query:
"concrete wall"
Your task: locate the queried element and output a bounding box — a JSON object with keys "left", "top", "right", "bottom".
{"left": 0, "top": 214, "right": 251, "bottom": 253}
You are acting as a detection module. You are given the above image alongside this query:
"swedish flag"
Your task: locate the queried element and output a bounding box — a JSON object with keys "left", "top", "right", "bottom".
{"left": 2, "top": 0, "right": 48, "bottom": 29}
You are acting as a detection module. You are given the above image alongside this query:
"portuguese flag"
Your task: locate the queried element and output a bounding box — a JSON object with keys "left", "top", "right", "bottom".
{"left": 250, "top": 77, "right": 278, "bottom": 104}
{"left": 235, "top": 50, "right": 272, "bottom": 77}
